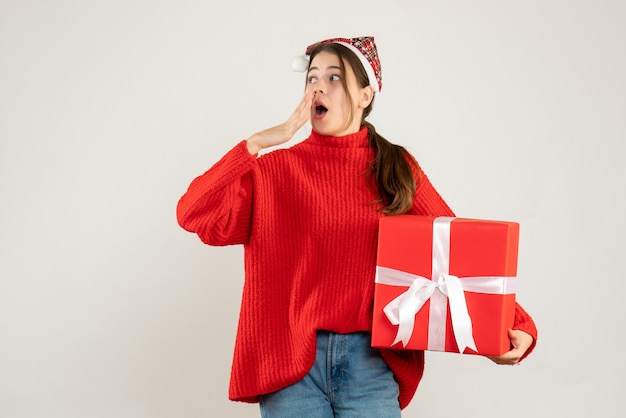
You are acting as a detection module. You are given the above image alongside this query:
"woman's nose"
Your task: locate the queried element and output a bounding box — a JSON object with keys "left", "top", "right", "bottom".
{"left": 313, "top": 82, "right": 326, "bottom": 94}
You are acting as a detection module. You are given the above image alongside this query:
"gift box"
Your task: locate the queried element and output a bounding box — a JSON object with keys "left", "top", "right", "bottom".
{"left": 372, "top": 215, "right": 519, "bottom": 356}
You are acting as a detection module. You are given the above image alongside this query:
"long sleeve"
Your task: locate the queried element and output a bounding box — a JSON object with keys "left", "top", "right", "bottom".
{"left": 410, "top": 170, "right": 455, "bottom": 217}
{"left": 176, "top": 140, "right": 257, "bottom": 246}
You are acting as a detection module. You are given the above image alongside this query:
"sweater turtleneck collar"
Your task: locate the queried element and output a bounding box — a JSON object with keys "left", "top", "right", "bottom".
{"left": 305, "top": 126, "right": 370, "bottom": 148}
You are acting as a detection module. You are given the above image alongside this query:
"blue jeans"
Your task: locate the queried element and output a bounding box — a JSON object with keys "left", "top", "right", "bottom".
{"left": 259, "top": 331, "right": 401, "bottom": 418}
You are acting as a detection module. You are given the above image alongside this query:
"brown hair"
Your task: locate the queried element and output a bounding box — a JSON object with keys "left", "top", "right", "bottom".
{"left": 308, "top": 43, "right": 420, "bottom": 215}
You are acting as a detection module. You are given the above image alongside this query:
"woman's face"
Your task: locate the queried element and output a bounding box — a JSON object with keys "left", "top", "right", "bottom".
{"left": 306, "top": 50, "right": 371, "bottom": 137}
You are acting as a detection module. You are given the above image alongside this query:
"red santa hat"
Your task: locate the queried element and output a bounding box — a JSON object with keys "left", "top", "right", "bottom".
{"left": 291, "top": 36, "right": 382, "bottom": 93}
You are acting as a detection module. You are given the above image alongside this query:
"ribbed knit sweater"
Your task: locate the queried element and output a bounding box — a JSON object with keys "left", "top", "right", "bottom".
{"left": 176, "top": 126, "right": 538, "bottom": 409}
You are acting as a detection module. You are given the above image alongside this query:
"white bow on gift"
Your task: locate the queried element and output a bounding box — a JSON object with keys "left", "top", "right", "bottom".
{"left": 375, "top": 217, "right": 516, "bottom": 353}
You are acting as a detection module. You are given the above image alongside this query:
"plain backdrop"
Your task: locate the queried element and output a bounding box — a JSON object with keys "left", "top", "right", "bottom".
{"left": 1, "top": 1, "right": 625, "bottom": 417}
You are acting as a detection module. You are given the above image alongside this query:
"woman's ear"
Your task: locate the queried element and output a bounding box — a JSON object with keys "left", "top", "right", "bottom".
{"left": 359, "top": 85, "right": 374, "bottom": 109}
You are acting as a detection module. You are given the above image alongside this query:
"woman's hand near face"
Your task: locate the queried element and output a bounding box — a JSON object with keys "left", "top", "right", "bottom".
{"left": 246, "top": 90, "right": 314, "bottom": 155}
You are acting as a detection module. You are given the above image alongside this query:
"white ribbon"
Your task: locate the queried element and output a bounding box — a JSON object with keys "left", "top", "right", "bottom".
{"left": 375, "top": 217, "right": 516, "bottom": 352}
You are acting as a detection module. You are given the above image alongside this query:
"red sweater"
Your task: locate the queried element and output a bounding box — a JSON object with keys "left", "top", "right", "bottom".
{"left": 176, "top": 126, "right": 537, "bottom": 409}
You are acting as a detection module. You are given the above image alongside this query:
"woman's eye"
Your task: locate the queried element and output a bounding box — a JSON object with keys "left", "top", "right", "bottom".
{"left": 308, "top": 76, "right": 318, "bottom": 84}
{"left": 330, "top": 75, "right": 341, "bottom": 81}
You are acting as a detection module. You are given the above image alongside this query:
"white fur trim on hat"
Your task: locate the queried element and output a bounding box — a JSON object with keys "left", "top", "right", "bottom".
{"left": 333, "top": 41, "right": 379, "bottom": 93}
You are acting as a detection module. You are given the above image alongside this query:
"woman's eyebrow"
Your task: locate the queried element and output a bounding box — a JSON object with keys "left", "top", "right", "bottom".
{"left": 308, "top": 65, "right": 342, "bottom": 72}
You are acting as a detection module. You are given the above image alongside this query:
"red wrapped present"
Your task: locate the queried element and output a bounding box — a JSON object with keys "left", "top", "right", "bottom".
{"left": 372, "top": 215, "right": 519, "bottom": 356}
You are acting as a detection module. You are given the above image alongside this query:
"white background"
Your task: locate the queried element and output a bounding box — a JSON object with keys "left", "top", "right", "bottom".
{"left": 1, "top": 1, "right": 624, "bottom": 417}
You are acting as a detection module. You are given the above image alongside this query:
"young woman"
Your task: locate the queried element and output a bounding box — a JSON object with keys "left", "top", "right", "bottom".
{"left": 177, "top": 36, "right": 537, "bottom": 418}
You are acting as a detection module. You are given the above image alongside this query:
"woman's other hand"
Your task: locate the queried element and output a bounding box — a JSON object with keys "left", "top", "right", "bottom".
{"left": 487, "top": 329, "right": 534, "bottom": 365}
{"left": 246, "top": 90, "right": 314, "bottom": 154}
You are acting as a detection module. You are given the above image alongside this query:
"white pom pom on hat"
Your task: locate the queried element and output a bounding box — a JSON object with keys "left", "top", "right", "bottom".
{"left": 290, "top": 36, "right": 382, "bottom": 93}
{"left": 290, "top": 54, "right": 310, "bottom": 73}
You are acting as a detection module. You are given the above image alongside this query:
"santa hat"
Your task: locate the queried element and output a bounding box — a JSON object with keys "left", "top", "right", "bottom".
{"left": 291, "top": 36, "right": 382, "bottom": 93}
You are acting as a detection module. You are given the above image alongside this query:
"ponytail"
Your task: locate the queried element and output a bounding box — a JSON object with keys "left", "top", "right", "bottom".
{"left": 363, "top": 121, "right": 420, "bottom": 215}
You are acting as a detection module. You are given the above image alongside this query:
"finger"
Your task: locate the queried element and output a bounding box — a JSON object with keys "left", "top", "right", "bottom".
{"left": 297, "top": 90, "right": 314, "bottom": 118}
{"left": 508, "top": 329, "right": 533, "bottom": 353}
{"left": 488, "top": 356, "right": 515, "bottom": 365}
{"left": 288, "top": 91, "right": 313, "bottom": 130}
{"left": 286, "top": 91, "right": 311, "bottom": 121}
{"left": 488, "top": 349, "right": 522, "bottom": 365}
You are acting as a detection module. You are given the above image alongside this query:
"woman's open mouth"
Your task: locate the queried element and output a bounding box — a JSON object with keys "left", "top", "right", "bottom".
{"left": 314, "top": 103, "right": 328, "bottom": 119}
